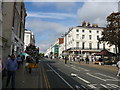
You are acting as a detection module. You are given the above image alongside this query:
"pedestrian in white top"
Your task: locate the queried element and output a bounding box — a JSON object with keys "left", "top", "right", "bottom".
{"left": 117, "top": 59, "right": 120, "bottom": 76}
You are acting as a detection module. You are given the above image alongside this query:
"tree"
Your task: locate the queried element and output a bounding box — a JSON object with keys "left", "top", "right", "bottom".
{"left": 25, "top": 44, "right": 39, "bottom": 58}
{"left": 99, "top": 12, "right": 120, "bottom": 53}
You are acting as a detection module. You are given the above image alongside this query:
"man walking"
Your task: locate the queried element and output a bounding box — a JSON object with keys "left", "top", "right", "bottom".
{"left": 117, "top": 59, "right": 120, "bottom": 77}
{"left": 6, "top": 55, "right": 18, "bottom": 89}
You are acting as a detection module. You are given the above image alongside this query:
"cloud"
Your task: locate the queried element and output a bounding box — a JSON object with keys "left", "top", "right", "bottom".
{"left": 77, "top": 2, "right": 118, "bottom": 26}
{"left": 26, "top": 19, "right": 68, "bottom": 33}
{"left": 27, "top": 12, "right": 76, "bottom": 19}
{"left": 26, "top": 19, "right": 68, "bottom": 52}
{"left": 30, "top": 2, "right": 77, "bottom": 11}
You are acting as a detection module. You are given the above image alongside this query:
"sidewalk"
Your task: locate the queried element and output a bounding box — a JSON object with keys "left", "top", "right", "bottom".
{"left": 2, "top": 62, "right": 50, "bottom": 89}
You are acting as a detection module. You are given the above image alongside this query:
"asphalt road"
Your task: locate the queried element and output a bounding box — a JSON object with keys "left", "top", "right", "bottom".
{"left": 40, "top": 58, "right": 120, "bottom": 90}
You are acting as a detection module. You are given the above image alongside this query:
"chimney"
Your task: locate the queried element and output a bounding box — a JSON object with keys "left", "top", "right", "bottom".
{"left": 82, "top": 21, "right": 86, "bottom": 27}
{"left": 87, "top": 22, "right": 90, "bottom": 27}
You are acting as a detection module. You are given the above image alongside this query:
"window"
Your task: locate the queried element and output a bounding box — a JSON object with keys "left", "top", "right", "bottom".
{"left": 97, "top": 35, "right": 99, "bottom": 40}
{"left": 76, "top": 34, "right": 79, "bottom": 39}
{"left": 97, "top": 42, "right": 100, "bottom": 49}
{"left": 89, "top": 43, "right": 92, "bottom": 49}
{"left": 89, "top": 30, "right": 91, "bottom": 33}
{"left": 82, "top": 30, "right": 84, "bottom": 32}
{"left": 82, "top": 42, "right": 85, "bottom": 49}
{"left": 76, "top": 42, "right": 79, "bottom": 47}
{"left": 89, "top": 35, "right": 92, "bottom": 40}
{"left": 97, "top": 31, "right": 99, "bottom": 33}
{"left": 76, "top": 29, "right": 79, "bottom": 32}
{"left": 82, "top": 35, "right": 85, "bottom": 39}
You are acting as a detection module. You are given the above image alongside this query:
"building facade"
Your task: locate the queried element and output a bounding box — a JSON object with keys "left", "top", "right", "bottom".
{"left": 63, "top": 24, "right": 115, "bottom": 61}
{"left": 24, "top": 29, "right": 35, "bottom": 50}
{"left": 0, "top": 1, "right": 2, "bottom": 60}
{"left": 2, "top": 1, "right": 27, "bottom": 61}
{"left": 45, "top": 22, "right": 116, "bottom": 60}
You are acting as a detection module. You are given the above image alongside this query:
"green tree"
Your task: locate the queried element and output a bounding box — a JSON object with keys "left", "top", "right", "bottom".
{"left": 99, "top": 12, "right": 120, "bottom": 53}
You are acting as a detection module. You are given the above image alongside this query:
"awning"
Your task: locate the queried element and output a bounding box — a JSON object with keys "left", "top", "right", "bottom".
{"left": 94, "top": 49, "right": 116, "bottom": 56}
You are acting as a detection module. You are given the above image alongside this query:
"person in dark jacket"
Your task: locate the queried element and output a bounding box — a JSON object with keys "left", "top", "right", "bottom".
{"left": 6, "top": 55, "right": 18, "bottom": 88}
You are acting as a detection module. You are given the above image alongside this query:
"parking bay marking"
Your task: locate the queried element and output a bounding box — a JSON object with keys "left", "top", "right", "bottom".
{"left": 87, "top": 84, "right": 120, "bottom": 89}
{"left": 86, "top": 73, "right": 106, "bottom": 81}
{"left": 71, "top": 73, "right": 90, "bottom": 84}
{"left": 95, "top": 73, "right": 117, "bottom": 80}
{"left": 95, "top": 73, "right": 120, "bottom": 81}
{"left": 70, "top": 65, "right": 90, "bottom": 71}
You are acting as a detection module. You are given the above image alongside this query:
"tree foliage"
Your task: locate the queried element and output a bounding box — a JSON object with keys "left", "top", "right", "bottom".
{"left": 25, "top": 44, "right": 39, "bottom": 58}
{"left": 99, "top": 12, "right": 120, "bottom": 53}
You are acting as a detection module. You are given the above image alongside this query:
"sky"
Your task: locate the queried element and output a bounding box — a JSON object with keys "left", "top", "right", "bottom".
{"left": 25, "top": 1, "right": 118, "bottom": 53}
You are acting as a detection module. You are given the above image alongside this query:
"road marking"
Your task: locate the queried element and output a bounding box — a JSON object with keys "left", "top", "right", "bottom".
{"left": 71, "top": 67, "right": 80, "bottom": 71}
{"left": 88, "top": 84, "right": 97, "bottom": 88}
{"left": 75, "top": 85, "right": 82, "bottom": 90}
{"left": 71, "top": 73, "right": 90, "bottom": 84}
{"left": 100, "top": 84, "right": 108, "bottom": 88}
{"left": 71, "top": 65, "right": 90, "bottom": 71}
{"left": 106, "top": 79, "right": 120, "bottom": 81}
{"left": 107, "top": 84, "right": 120, "bottom": 88}
{"left": 78, "top": 67, "right": 90, "bottom": 71}
{"left": 47, "top": 64, "right": 74, "bottom": 90}
{"left": 86, "top": 73, "right": 106, "bottom": 81}
{"left": 95, "top": 73, "right": 117, "bottom": 80}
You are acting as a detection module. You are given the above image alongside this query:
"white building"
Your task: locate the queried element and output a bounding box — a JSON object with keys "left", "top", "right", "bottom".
{"left": 45, "top": 38, "right": 64, "bottom": 59}
{"left": 62, "top": 23, "right": 115, "bottom": 60}
{"left": 24, "top": 29, "right": 35, "bottom": 50}
{"left": 0, "top": 1, "right": 2, "bottom": 59}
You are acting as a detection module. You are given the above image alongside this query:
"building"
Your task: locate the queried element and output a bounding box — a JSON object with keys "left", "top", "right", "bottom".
{"left": 45, "top": 38, "right": 64, "bottom": 59}
{"left": 24, "top": 29, "right": 35, "bottom": 50}
{"left": 45, "top": 22, "right": 116, "bottom": 61}
{"left": 2, "top": 1, "right": 27, "bottom": 61}
{"left": 62, "top": 22, "right": 115, "bottom": 61}
{"left": 0, "top": 1, "right": 2, "bottom": 60}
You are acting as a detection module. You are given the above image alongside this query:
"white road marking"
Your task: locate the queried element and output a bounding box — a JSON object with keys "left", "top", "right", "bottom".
{"left": 106, "top": 79, "right": 120, "bottom": 81}
{"left": 71, "top": 73, "right": 90, "bottom": 84}
{"left": 78, "top": 67, "right": 90, "bottom": 71}
{"left": 100, "top": 84, "right": 108, "bottom": 88}
{"left": 107, "top": 84, "right": 120, "bottom": 88}
{"left": 88, "top": 84, "right": 97, "bottom": 88}
{"left": 47, "top": 64, "right": 74, "bottom": 89}
{"left": 95, "top": 73, "right": 117, "bottom": 80}
{"left": 71, "top": 65, "right": 90, "bottom": 71}
{"left": 86, "top": 73, "right": 106, "bottom": 81}
{"left": 71, "top": 67, "right": 80, "bottom": 71}
{"left": 75, "top": 85, "right": 82, "bottom": 90}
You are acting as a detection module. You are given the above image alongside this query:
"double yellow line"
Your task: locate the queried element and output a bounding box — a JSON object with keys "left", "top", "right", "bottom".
{"left": 41, "top": 64, "right": 51, "bottom": 90}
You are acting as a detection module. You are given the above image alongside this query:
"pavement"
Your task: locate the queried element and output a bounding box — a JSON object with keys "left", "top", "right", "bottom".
{"left": 2, "top": 61, "right": 51, "bottom": 89}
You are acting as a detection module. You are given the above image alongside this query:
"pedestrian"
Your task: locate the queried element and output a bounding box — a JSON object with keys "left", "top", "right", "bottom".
{"left": 5, "top": 54, "right": 18, "bottom": 89}
{"left": 65, "top": 57, "right": 67, "bottom": 64}
{"left": 85, "top": 56, "right": 89, "bottom": 64}
{"left": 26, "top": 56, "right": 33, "bottom": 73}
{"left": 16, "top": 55, "right": 22, "bottom": 69}
{"left": 117, "top": 59, "right": 120, "bottom": 77}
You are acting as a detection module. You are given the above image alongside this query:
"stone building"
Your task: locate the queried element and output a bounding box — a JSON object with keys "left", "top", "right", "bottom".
{"left": 24, "top": 29, "right": 35, "bottom": 50}
{"left": 2, "top": 1, "right": 27, "bottom": 61}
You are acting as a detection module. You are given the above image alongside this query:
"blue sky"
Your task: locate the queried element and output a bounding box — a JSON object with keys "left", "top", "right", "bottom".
{"left": 25, "top": 1, "right": 118, "bottom": 53}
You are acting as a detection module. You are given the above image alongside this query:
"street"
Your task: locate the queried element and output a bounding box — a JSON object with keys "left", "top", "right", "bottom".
{"left": 40, "top": 58, "right": 120, "bottom": 90}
